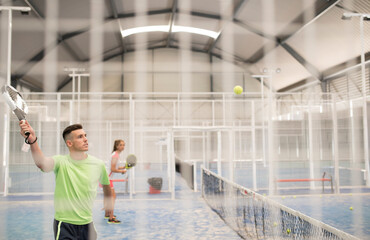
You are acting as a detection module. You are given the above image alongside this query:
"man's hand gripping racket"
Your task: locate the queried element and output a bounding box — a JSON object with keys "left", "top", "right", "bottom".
{"left": 1, "top": 84, "right": 35, "bottom": 145}
{"left": 125, "top": 154, "right": 137, "bottom": 169}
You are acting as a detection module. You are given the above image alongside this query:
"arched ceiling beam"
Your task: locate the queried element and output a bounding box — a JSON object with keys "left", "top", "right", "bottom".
{"left": 166, "top": 0, "right": 178, "bottom": 47}
{"left": 207, "top": 0, "right": 249, "bottom": 53}
{"left": 13, "top": 9, "right": 174, "bottom": 84}
{"left": 247, "top": 0, "right": 340, "bottom": 88}
{"left": 24, "top": 0, "right": 83, "bottom": 61}
{"left": 57, "top": 42, "right": 248, "bottom": 91}
{"left": 108, "top": 0, "right": 126, "bottom": 52}
{"left": 14, "top": 0, "right": 87, "bottom": 89}
{"left": 13, "top": 2, "right": 260, "bottom": 91}
{"left": 17, "top": 2, "right": 338, "bottom": 91}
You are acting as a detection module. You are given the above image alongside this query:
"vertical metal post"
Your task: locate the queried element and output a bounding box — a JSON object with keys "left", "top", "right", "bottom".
{"left": 173, "top": 101, "right": 176, "bottom": 126}
{"left": 3, "top": 114, "right": 9, "bottom": 196}
{"left": 252, "top": 101, "right": 257, "bottom": 191}
{"left": 72, "top": 71, "right": 75, "bottom": 101}
{"left": 77, "top": 74, "right": 81, "bottom": 122}
{"left": 202, "top": 124, "right": 206, "bottom": 169}
{"left": 228, "top": 129, "right": 234, "bottom": 182}
{"left": 217, "top": 130, "right": 222, "bottom": 176}
{"left": 267, "top": 76, "right": 274, "bottom": 196}
{"left": 139, "top": 121, "right": 144, "bottom": 169}
{"left": 169, "top": 130, "right": 176, "bottom": 200}
{"left": 166, "top": 131, "right": 171, "bottom": 192}
{"left": 332, "top": 99, "right": 340, "bottom": 194}
{"left": 129, "top": 94, "right": 135, "bottom": 198}
{"left": 159, "top": 144, "right": 163, "bottom": 171}
{"left": 186, "top": 130, "right": 190, "bottom": 163}
{"left": 222, "top": 94, "right": 226, "bottom": 125}
{"left": 193, "top": 159, "right": 197, "bottom": 192}
{"left": 177, "top": 93, "right": 180, "bottom": 125}
{"left": 66, "top": 70, "right": 89, "bottom": 123}
{"left": 349, "top": 100, "right": 356, "bottom": 163}
{"left": 200, "top": 165, "right": 204, "bottom": 196}
{"left": 4, "top": 10, "right": 12, "bottom": 197}
{"left": 308, "top": 106, "right": 315, "bottom": 189}
{"left": 360, "top": 17, "right": 370, "bottom": 186}
{"left": 69, "top": 100, "right": 73, "bottom": 125}
{"left": 0, "top": 6, "right": 31, "bottom": 196}
{"left": 205, "top": 131, "right": 210, "bottom": 169}
{"left": 259, "top": 76, "right": 267, "bottom": 167}
{"left": 6, "top": 10, "right": 12, "bottom": 86}
{"left": 56, "top": 93, "right": 61, "bottom": 155}
{"left": 212, "top": 100, "right": 215, "bottom": 126}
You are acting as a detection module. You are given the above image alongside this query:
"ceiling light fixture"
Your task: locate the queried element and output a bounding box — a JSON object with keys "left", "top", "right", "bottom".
{"left": 121, "top": 25, "right": 169, "bottom": 37}
{"left": 341, "top": 12, "right": 370, "bottom": 21}
{"left": 172, "top": 26, "right": 219, "bottom": 39}
{"left": 121, "top": 25, "right": 219, "bottom": 39}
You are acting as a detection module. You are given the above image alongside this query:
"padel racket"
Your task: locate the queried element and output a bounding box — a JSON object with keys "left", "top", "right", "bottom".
{"left": 1, "top": 84, "right": 30, "bottom": 142}
{"left": 125, "top": 154, "right": 137, "bottom": 169}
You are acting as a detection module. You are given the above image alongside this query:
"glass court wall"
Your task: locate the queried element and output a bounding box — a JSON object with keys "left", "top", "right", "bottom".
{"left": 1, "top": 91, "right": 369, "bottom": 196}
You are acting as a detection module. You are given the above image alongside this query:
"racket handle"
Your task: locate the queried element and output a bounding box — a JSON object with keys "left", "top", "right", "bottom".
{"left": 21, "top": 120, "right": 30, "bottom": 137}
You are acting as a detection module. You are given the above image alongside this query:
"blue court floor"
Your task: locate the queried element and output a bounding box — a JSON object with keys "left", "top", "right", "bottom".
{"left": 273, "top": 193, "right": 370, "bottom": 240}
{"left": 0, "top": 174, "right": 241, "bottom": 240}
{"left": 1, "top": 173, "right": 368, "bottom": 240}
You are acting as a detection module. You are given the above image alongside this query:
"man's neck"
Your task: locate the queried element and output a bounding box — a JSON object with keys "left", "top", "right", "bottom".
{"left": 70, "top": 151, "right": 87, "bottom": 160}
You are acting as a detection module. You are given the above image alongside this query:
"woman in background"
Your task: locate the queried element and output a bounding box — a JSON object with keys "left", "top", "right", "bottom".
{"left": 105, "top": 139, "right": 127, "bottom": 224}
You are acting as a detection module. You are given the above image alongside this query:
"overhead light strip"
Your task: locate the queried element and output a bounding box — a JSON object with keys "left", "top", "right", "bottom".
{"left": 121, "top": 25, "right": 218, "bottom": 39}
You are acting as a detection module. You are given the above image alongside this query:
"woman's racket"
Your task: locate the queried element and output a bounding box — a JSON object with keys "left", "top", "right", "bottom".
{"left": 1, "top": 84, "right": 30, "bottom": 142}
{"left": 125, "top": 154, "right": 137, "bottom": 169}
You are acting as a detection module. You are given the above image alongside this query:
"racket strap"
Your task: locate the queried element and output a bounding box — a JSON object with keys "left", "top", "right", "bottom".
{"left": 25, "top": 136, "right": 37, "bottom": 145}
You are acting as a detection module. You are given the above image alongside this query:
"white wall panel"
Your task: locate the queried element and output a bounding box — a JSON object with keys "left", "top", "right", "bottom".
{"left": 102, "top": 49, "right": 258, "bottom": 93}
{"left": 153, "top": 73, "right": 180, "bottom": 92}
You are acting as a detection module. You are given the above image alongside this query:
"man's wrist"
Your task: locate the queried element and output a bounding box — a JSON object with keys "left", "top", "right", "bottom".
{"left": 25, "top": 137, "right": 38, "bottom": 145}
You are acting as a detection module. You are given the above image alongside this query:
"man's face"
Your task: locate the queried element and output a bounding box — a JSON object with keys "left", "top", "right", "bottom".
{"left": 67, "top": 129, "right": 88, "bottom": 152}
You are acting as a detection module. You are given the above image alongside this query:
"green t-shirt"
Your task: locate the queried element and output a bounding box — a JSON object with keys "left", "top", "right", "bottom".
{"left": 52, "top": 154, "right": 110, "bottom": 225}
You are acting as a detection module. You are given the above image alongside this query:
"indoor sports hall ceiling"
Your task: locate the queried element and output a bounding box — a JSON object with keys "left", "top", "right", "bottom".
{"left": 0, "top": 0, "right": 369, "bottom": 92}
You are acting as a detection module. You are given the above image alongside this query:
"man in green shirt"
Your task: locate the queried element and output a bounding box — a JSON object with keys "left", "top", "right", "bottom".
{"left": 19, "top": 122, "right": 113, "bottom": 240}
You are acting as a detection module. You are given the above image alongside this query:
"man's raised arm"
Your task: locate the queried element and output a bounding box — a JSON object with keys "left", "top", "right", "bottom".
{"left": 19, "top": 120, "right": 54, "bottom": 172}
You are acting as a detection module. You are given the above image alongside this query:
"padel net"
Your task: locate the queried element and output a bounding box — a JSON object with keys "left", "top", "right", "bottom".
{"left": 201, "top": 167, "right": 359, "bottom": 240}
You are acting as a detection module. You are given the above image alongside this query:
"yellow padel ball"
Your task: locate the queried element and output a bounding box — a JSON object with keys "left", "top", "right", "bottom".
{"left": 233, "top": 85, "right": 243, "bottom": 95}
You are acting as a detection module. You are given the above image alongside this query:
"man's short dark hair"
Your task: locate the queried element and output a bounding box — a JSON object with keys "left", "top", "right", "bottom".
{"left": 63, "top": 124, "right": 83, "bottom": 141}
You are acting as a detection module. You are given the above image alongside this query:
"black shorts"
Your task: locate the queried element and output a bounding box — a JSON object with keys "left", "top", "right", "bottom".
{"left": 53, "top": 219, "right": 97, "bottom": 240}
